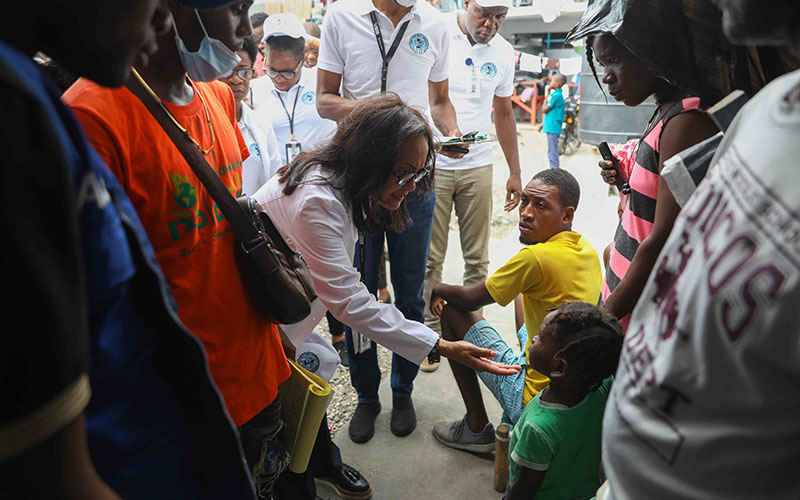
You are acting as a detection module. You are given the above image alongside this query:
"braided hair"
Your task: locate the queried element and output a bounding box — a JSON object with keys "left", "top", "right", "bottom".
{"left": 549, "top": 302, "right": 623, "bottom": 394}
{"left": 585, "top": 36, "right": 605, "bottom": 99}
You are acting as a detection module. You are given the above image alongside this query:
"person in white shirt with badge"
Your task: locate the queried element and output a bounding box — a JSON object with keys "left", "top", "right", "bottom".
{"left": 219, "top": 35, "right": 283, "bottom": 195}
{"left": 316, "top": 0, "right": 467, "bottom": 445}
{"left": 251, "top": 13, "right": 338, "bottom": 166}
{"left": 421, "top": 0, "right": 521, "bottom": 371}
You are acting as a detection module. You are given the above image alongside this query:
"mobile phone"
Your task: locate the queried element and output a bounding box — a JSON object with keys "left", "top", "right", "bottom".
{"left": 598, "top": 141, "right": 628, "bottom": 193}
{"left": 441, "top": 144, "right": 469, "bottom": 154}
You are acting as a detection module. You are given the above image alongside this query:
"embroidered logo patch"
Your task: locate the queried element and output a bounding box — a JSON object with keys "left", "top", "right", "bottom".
{"left": 298, "top": 351, "right": 321, "bottom": 373}
{"left": 480, "top": 62, "right": 497, "bottom": 79}
{"left": 249, "top": 143, "right": 262, "bottom": 159}
{"left": 409, "top": 33, "right": 429, "bottom": 54}
{"left": 302, "top": 91, "right": 316, "bottom": 104}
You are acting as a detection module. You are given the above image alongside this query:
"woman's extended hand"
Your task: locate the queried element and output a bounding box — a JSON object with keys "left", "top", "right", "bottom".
{"left": 599, "top": 159, "right": 617, "bottom": 185}
{"left": 438, "top": 339, "right": 523, "bottom": 376}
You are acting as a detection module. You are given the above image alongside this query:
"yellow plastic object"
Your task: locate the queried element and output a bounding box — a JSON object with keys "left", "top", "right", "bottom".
{"left": 279, "top": 359, "right": 332, "bottom": 473}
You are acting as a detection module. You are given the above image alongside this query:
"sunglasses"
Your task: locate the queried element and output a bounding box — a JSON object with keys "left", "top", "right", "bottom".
{"left": 265, "top": 60, "right": 303, "bottom": 80}
{"left": 392, "top": 166, "right": 431, "bottom": 186}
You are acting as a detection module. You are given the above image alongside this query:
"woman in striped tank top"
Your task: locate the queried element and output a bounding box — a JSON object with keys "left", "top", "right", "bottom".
{"left": 588, "top": 33, "right": 720, "bottom": 330}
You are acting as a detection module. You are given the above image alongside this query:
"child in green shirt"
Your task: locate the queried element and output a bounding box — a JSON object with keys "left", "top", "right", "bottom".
{"left": 507, "top": 302, "right": 622, "bottom": 500}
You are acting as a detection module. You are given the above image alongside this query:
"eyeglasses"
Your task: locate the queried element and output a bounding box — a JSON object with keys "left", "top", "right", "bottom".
{"left": 222, "top": 68, "right": 256, "bottom": 80}
{"left": 265, "top": 61, "right": 303, "bottom": 80}
{"left": 392, "top": 166, "right": 431, "bottom": 186}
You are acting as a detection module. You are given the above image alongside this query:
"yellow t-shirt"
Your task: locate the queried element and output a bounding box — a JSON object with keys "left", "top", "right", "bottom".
{"left": 485, "top": 231, "right": 602, "bottom": 404}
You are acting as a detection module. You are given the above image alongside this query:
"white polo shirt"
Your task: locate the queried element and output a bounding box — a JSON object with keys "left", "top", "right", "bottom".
{"left": 317, "top": 0, "right": 450, "bottom": 124}
{"left": 437, "top": 11, "right": 515, "bottom": 170}
{"left": 250, "top": 67, "right": 338, "bottom": 164}
{"left": 238, "top": 103, "right": 282, "bottom": 195}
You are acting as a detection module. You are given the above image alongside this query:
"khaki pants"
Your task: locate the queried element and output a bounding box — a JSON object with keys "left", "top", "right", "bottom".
{"left": 424, "top": 165, "right": 493, "bottom": 332}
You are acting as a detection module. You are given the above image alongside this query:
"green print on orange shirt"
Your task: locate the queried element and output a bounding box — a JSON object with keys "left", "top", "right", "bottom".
{"left": 166, "top": 155, "right": 242, "bottom": 244}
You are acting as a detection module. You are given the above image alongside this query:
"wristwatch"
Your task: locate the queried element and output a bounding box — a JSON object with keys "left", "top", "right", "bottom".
{"left": 427, "top": 339, "right": 441, "bottom": 364}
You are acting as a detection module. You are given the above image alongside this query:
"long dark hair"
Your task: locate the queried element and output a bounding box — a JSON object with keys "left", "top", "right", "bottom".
{"left": 279, "top": 94, "right": 435, "bottom": 233}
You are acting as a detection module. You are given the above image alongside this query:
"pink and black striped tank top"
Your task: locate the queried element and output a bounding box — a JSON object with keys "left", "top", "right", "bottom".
{"left": 602, "top": 97, "right": 702, "bottom": 328}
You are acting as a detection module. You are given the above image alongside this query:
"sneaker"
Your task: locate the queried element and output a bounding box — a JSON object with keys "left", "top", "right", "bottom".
{"left": 348, "top": 401, "right": 381, "bottom": 443}
{"left": 315, "top": 464, "right": 372, "bottom": 500}
{"left": 390, "top": 396, "right": 416, "bottom": 437}
{"left": 420, "top": 358, "right": 439, "bottom": 372}
{"left": 432, "top": 416, "right": 495, "bottom": 453}
{"left": 333, "top": 340, "right": 349, "bottom": 367}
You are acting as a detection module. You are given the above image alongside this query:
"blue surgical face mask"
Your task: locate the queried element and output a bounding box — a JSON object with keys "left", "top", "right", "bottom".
{"left": 174, "top": 10, "right": 241, "bottom": 82}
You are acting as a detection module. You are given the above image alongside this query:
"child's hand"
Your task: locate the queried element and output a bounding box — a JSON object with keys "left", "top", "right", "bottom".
{"left": 430, "top": 296, "right": 446, "bottom": 317}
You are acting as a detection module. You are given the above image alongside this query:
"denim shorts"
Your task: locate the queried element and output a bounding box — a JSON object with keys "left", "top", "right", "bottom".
{"left": 464, "top": 320, "right": 527, "bottom": 424}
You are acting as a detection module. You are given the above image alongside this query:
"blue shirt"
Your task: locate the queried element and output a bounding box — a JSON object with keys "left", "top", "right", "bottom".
{"left": 543, "top": 88, "right": 565, "bottom": 134}
{"left": 0, "top": 42, "right": 255, "bottom": 499}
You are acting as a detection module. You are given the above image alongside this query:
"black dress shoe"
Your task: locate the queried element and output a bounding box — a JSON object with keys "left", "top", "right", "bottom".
{"left": 315, "top": 464, "right": 372, "bottom": 500}
{"left": 390, "top": 396, "right": 416, "bottom": 437}
{"left": 348, "top": 401, "right": 381, "bottom": 443}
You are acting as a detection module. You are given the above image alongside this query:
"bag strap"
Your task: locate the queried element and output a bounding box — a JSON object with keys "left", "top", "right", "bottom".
{"left": 124, "top": 73, "right": 261, "bottom": 244}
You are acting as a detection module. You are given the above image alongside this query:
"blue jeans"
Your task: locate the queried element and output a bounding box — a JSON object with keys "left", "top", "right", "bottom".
{"left": 344, "top": 189, "right": 435, "bottom": 402}
{"left": 546, "top": 132, "right": 560, "bottom": 168}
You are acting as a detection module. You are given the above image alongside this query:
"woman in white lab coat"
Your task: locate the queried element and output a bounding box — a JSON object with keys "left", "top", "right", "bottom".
{"left": 254, "top": 94, "right": 520, "bottom": 377}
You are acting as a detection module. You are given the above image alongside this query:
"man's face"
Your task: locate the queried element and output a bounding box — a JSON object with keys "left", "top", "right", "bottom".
{"left": 173, "top": 1, "right": 253, "bottom": 54}
{"left": 714, "top": 0, "right": 800, "bottom": 47}
{"left": 463, "top": 0, "right": 508, "bottom": 45}
{"left": 518, "top": 178, "right": 569, "bottom": 245}
{"left": 40, "top": 0, "right": 171, "bottom": 87}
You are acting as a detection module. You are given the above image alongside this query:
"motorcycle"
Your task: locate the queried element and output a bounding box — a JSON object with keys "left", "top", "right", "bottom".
{"left": 558, "top": 96, "right": 581, "bottom": 156}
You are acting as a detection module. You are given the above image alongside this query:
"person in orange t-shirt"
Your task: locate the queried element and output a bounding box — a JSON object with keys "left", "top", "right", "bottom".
{"left": 63, "top": 2, "right": 290, "bottom": 497}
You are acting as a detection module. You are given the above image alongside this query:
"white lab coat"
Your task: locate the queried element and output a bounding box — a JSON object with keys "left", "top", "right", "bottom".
{"left": 253, "top": 168, "right": 438, "bottom": 364}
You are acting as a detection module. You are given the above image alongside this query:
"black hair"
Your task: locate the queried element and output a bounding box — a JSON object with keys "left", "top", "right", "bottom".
{"left": 548, "top": 302, "right": 623, "bottom": 394}
{"left": 250, "top": 12, "right": 268, "bottom": 30}
{"left": 265, "top": 35, "right": 306, "bottom": 62}
{"left": 279, "top": 94, "right": 435, "bottom": 234}
{"left": 533, "top": 168, "right": 580, "bottom": 210}
{"left": 586, "top": 34, "right": 682, "bottom": 105}
{"left": 241, "top": 36, "right": 259, "bottom": 67}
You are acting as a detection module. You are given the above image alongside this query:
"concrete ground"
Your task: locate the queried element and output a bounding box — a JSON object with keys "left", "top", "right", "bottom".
{"left": 318, "top": 124, "right": 620, "bottom": 500}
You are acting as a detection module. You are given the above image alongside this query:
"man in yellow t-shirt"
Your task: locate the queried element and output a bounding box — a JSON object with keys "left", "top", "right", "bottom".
{"left": 430, "top": 169, "right": 602, "bottom": 453}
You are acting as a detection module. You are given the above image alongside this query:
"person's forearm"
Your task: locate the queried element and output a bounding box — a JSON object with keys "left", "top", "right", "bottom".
{"left": 433, "top": 283, "right": 491, "bottom": 311}
{"left": 316, "top": 92, "right": 360, "bottom": 123}
{"left": 495, "top": 106, "right": 521, "bottom": 176}
{"left": 430, "top": 97, "right": 459, "bottom": 135}
{"left": 603, "top": 234, "right": 669, "bottom": 319}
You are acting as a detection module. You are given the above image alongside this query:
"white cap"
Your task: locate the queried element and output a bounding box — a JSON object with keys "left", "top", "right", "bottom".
{"left": 261, "top": 13, "right": 308, "bottom": 43}
{"left": 473, "top": 0, "right": 513, "bottom": 9}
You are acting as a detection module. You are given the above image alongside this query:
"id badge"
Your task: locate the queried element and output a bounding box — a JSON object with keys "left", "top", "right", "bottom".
{"left": 285, "top": 140, "right": 302, "bottom": 164}
{"left": 352, "top": 330, "right": 372, "bottom": 354}
{"left": 467, "top": 73, "right": 481, "bottom": 98}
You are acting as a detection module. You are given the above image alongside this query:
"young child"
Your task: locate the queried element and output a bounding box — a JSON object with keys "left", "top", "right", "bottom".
{"left": 541, "top": 73, "right": 567, "bottom": 169}
{"left": 507, "top": 302, "right": 622, "bottom": 500}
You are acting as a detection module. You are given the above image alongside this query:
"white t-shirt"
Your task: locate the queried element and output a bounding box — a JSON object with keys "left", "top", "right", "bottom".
{"left": 250, "top": 66, "right": 338, "bottom": 162}
{"left": 317, "top": 0, "right": 449, "bottom": 126}
{"left": 238, "top": 103, "right": 282, "bottom": 195}
{"left": 436, "top": 11, "right": 514, "bottom": 170}
{"left": 603, "top": 69, "right": 800, "bottom": 500}
{"left": 252, "top": 168, "right": 439, "bottom": 363}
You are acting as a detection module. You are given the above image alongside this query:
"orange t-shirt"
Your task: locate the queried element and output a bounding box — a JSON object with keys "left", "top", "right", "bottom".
{"left": 64, "top": 78, "right": 289, "bottom": 426}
